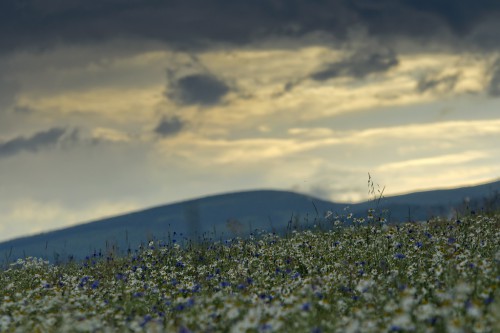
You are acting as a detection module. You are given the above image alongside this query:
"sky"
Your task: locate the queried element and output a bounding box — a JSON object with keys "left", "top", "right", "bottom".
{"left": 1, "top": 0, "right": 500, "bottom": 242}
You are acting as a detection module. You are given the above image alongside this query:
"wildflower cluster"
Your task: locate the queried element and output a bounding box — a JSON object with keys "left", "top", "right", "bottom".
{"left": 0, "top": 214, "right": 499, "bottom": 332}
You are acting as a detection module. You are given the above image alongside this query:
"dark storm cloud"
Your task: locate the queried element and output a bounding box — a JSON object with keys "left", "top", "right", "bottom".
{"left": 154, "top": 117, "right": 185, "bottom": 137}
{"left": 416, "top": 73, "right": 460, "bottom": 94}
{"left": 0, "top": 127, "right": 67, "bottom": 158}
{"left": 311, "top": 50, "right": 399, "bottom": 81}
{"left": 166, "top": 74, "right": 230, "bottom": 106}
{"left": 2, "top": 1, "right": 500, "bottom": 53}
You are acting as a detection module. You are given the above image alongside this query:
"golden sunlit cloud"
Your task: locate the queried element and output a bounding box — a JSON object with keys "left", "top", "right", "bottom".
{"left": 91, "top": 127, "right": 132, "bottom": 142}
{"left": 377, "top": 151, "right": 489, "bottom": 171}
{"left": 156, "top": 119, "right": 500, "bottom": 170}
{"left": 10, "top": 43, "right": 494, "bottom": 140}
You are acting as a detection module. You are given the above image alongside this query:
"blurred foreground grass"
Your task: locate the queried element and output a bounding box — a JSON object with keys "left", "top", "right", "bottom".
{"left": 0, "top": 212, "right": 499, "bottom": 332}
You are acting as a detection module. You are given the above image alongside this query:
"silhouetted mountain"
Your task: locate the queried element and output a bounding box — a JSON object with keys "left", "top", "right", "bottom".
{"left": 1, "top": 179, "right": 499, "bottom": 264}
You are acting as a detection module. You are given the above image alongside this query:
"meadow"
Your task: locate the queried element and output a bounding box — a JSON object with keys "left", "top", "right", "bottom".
{"left": 0, "top": 209, "right": 499, "bottom": 332}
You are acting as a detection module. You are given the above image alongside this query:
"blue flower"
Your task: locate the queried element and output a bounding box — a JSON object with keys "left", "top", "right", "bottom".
{"left": 394, "top": 253, "right": 406, "bottom": 259}
{"left": 140, "top": 315, "right": 152, "bottom": 328}
{"left": 484, "top": 296, "right": 494, "bottom": 305}
{"left": 260, "top": 323, "right": 272, "bottom": 331}
{"left": 79, "top": 276, "right": 90, "bottom": 288}
{"left": 427, "top": 317, "right": 438, "bottom": 326}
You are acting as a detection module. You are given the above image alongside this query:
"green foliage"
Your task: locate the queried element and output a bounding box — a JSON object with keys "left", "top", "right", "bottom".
{"left": 0, "top": 213, "right": 499, "bottom": 332}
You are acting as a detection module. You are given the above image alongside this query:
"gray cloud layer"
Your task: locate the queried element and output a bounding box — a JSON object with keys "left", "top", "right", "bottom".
{"left": 417, "top": 73, "right": 460, "bottom": 94}
{"left": 155, "top": 117, "right": 185, "bottom": 137}
{"left": 2, "top": 1, "right": 500, "bottom": 53}
{"left": 166, "top": 74, "right": 230, "bottom": 106}
{"left": 0, "top": 128, "right": 67, "bottom": 158}
{"left": 311, "top": 50, "right": 399, "bottom": 81}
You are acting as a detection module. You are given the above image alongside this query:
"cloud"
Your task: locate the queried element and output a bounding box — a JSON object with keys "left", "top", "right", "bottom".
{"left": 0, "top": 78, "right": 19, "bottom": 111}
{"left": 311, "top": 49, "right": 399, "bottom": 81}
{"left": 166, "top": 74, "right": 230, "bottom": 106}
{"left": 416, "top": 72, "right": 460, "bottom": 94}
{"left": 155, "top": 117, "right": 185, "bottom": 137}
{"left": 396, "top": 1, "right": 497, "bottom": 36}
{"left": 2, "top": 1, "right": 500, "bottom": 54}
{"left": 0, "top": 128, "right": 68, "bottom": 158}
{"left": 487, "top": 58, "right": 500, "bottom": 97}
{"left": 377, "top": 151, "right": 488, "bottom": 171}
{"left": 352, "top": 119, "right": 500, "bottom": 142}
{"left": 91, "top": 127, "right": 132, "bottom": 143}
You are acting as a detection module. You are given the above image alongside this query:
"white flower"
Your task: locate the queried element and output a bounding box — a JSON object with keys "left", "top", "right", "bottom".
{"left": 227, "top": 308, "right": 240, "bottom": 320}
{"left": 355, "top": 279, "right": 374, "bottom": 293}
{"left": 391, "top": 314, "right": 413, "bottom": 330}
{"left": 467, "top": 304, "right": 482, "bottom": 318}
{"left": 0, "top": 316, "right": 11, "bottom": 331}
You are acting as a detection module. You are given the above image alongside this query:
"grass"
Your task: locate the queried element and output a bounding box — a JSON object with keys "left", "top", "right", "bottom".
{"left": 0, "top": 207, "right": 498, "bottom": 333}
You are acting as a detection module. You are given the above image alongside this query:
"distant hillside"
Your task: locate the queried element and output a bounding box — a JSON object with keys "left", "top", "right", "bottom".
{"left": 0, "top": 190, "right": 340, "bottom": 264}
{"left": 1, "top": 180, "right": 499, "bottom": 264}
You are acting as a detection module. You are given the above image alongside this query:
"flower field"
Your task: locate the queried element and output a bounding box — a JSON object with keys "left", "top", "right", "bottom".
{"left": 1, "top": 212, "right": 499, "bottom": 332}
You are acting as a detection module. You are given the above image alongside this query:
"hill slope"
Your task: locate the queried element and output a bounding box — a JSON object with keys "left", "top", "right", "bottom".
{"left": 0, "top": 190, "right": 339, "bottom": 263}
